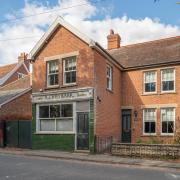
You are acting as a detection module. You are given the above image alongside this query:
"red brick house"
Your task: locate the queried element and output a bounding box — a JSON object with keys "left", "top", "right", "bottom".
{"left": 0, "top": 54, "right": 32, "bottom": 148}
{"left": 29, "top": 16, "right": 180, "bottom": 152}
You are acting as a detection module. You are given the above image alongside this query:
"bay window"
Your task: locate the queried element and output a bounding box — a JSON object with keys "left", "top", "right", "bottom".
{"left": 38, "top": 104, "right": 73, "bottom": 133}
{"left": 161, "top": 69, "right": 175, "bottom": 92}
{"left": 161, "top": 108, "right": 175, "bottom": 135}
{"left": 63, "top": 56, "right": 76, "bottom": 85}
{"left": 144, "top": 71, "right": 156, "bottom": 93}
{"left": 143, "top": 108, "right": 156, "bottom": 134}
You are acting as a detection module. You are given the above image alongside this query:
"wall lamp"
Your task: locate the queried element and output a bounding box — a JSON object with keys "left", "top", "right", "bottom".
{"left": 97, "top": 96, "right": 101, "bottom": 102}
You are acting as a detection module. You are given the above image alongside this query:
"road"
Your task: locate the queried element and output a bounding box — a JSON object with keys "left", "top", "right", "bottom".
{"left": 0, "top": 154, "right": 179, "bottom": 180}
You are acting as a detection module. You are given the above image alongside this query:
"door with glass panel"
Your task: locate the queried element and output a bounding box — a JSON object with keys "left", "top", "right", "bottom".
{"left": 77, "top": 113, "right": 89, "bottom": 150}
{"left": 122, "top": 110, "right": 131, "bottom": 143}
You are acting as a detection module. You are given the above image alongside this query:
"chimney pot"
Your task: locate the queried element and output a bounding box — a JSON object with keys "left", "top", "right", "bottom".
{"left": 18, "top": 52, "right": 30, "bottom": 71}
{"left": 107, "top": 30, "right": 121, "bottom": 50}
{"left": 110, "top": 29, "right": 114, "bottom": 35}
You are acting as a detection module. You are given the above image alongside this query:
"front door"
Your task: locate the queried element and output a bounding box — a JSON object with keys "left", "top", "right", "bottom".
{"left": 77, "top": 113, "right": 89, "bottom": 150}
{"left": 122, "top": 110, "right": 131, "bottom": 143}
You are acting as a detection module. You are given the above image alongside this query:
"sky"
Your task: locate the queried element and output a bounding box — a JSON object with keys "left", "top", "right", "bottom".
{"left": 0, "top": 0, "right": 179, "bottom": 65}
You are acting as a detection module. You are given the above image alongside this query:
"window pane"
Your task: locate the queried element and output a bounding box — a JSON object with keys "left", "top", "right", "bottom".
{"left": 145, "top": 82, "right": 156, "bottom": 92}
{"left": 48, "top": 74, "right": 58, "bottom": 86}
{"left": 48, "top": 61, "right": 58, "bottom": 73}
{"left": 162, "top": 69, "right": 174, "bottom": 81}
{"left": 162, "top": 81, "right": 174, "bottom": 91}
{"left": 56, "top": 119, "right": 73, "bottom": 131}
{"left": 50, "top": 105, "right": 60, "bottom": 118}
{"left": 39, "top": 106, "right": 49, "bottom": 118}
{"left": 71, "top": 71, "right": 76, "bottom": 83}
{"left": 145, "top": 122, "right": 150, "bottom": 133}
{"left": 61, "top": 104, "right": 73, "bottom": 117}
{"left": 40, "top": 119, "right": 55, "bottom": 131}
{"left": 168, "top": 121, "right": 174, "bottom": 133}
{"left": 145, "top": 71, "right": 156, "bottom": 83}
{"left": 162, "top": 121, "right": 168, "bottom": 133}
{"left": 150, "top": 122, "right": 155, "bottom": 133}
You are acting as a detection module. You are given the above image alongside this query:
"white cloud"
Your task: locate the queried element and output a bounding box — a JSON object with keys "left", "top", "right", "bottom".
{"left": 0, "top": 0, "right": 179, "bottom": 66}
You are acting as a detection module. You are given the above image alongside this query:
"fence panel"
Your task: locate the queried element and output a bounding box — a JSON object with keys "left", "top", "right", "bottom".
{"left": 96, "top": 136, "right": 113, "bottom": 154}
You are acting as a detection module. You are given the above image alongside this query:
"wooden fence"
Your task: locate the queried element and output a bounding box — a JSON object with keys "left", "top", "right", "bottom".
{"left": 112, "top": 143, "right": 180, "bottom": 159}
{"left": 96, "top": 136, "right": 113, "bottom": 154}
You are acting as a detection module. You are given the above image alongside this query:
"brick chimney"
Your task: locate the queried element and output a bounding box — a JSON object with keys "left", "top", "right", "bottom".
{"left": 18, "top": 52, "right": 30, "bottom": 71}
{"left": 107, "top": 29, "right": 121, "bottom": 50}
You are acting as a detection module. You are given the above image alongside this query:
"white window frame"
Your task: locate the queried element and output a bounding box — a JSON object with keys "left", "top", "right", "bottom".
{"left": 160, "top": 107, "right": 175, "bottom": 136}
{"left": 17, "top": 72, "right": 25, "bottom": 79}
{"left": 143, "top": 71, "right": 157, "bottom": 94}
{"left": 46, "top": 60, "right": 59, "bottom": 87}
{"left": 106, "top": 65, "right": 112, "bottom": 91}
{"left": 161, "top": 68, "right": 175, "bottom": 93}
{"left": 143, "top": 108, "right": 157, "bottom": 135}
{"left": 63, "top": 56, "right": 77, "bottom": 85}
{"left": 36, "top": 103, "right": 75, "bottom": 134}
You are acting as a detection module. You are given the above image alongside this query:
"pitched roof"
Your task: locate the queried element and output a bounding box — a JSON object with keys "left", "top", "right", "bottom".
{"left": 108, "top": 36, "right": 180, "bottom": 69}
{"left": 0, "top": 74, "right": 31, "bottom": 91}
{"left": 0, "top": 89, "right": 29, "bottom": 106}
{"left": 0, "top": 63, "right": 17, "bottom": 78}
{"left": 29, "top": 16, "right": 95, "bottom": 59}
{"left": 0, "top": 75, "right": 31, "bottom": 107}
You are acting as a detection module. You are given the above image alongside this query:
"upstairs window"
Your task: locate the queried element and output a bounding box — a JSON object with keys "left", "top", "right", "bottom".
{"left": 143, "top": 108, "right": 156, "bottom": 134}
{"left": 63, "top": 56, "right": 76, "bottom": 85}
{"left": 161, "top": 69, "right": 175, "bottom": 92}
{"left": 107, "top": 65, "right": 112, "bottom": 91}
{"left": 161, "top": 108, "right": 175, "bottom": 135}
{"left": 144, "top": 71, "right": 156, "bottom": 93}
{"left": 47, "top": 60, "right": 59, "bottom": 86}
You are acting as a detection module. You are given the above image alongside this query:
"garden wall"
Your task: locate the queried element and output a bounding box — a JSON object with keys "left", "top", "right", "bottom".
{"left": 112, "top": 143, "right": 180, "bottom": 159}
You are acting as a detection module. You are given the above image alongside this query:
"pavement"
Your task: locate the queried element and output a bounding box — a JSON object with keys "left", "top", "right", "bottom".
{"left": 0, "top": 148, "right": 180, "bottom": 170}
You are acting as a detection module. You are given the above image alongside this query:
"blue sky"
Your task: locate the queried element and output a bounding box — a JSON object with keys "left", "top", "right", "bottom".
{"left": 0, "top": 0, "right": 179, "bottom": 65}
{"left": 0, "top": 0, "right": 179, "bottom": 25}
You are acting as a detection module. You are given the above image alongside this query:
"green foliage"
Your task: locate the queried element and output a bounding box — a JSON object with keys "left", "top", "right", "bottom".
{"left": 136, "top": 137, "right": 163, "bottom": 144}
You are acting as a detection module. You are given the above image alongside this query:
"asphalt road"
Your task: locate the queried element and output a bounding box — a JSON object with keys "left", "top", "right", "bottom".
{"left": 0, "top": 154, "right": 180, "bottom": 180}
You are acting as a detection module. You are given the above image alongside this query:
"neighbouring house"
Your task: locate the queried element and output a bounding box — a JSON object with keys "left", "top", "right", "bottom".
{"left": 0, "top": 53, "right": 32, "bottom": 148}
{"left": 29, "top": 16, "right": 180, "bottom": 152}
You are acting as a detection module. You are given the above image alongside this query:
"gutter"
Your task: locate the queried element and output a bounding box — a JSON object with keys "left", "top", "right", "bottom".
{"left": 123, "top": 60, "right": 180, "bottom": 71}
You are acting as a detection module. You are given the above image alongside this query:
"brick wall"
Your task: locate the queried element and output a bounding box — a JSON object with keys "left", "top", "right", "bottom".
{"left": 94, "top": 51, "right": 122, "bottom": 142}
{"left": 0, "top": 91, "right": 32, "bottom": 121}
{"left": 32, "top": 26, "right": 95, "bottom": 93}
{"left": 122, "top": 65, "right": 180, "bottom": 143}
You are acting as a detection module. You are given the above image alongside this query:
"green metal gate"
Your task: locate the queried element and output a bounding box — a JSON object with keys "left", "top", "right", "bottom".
{"left": 5, "top": 120, "right": 32, "bottom": 148}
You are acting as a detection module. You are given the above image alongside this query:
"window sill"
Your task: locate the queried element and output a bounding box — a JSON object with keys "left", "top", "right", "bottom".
{"left": 160, "top": 91, "right": 176, "bottom": 95}
{"left": 160, "top": 134, "right": 174, "bottom": 137}
{"left": 142, "top": 92, "right": 157, "bottom": 96}
{"left": 61, "top": 83, "right": 77, "bottom": 88}
{"left": 141, "top": 134, "right": 157, "bottom": 137}
{"left": 44, "top": 85, "right": 60, "bottom": 90}
{"left": 34, "top": 131, "right": 75, "bottom": 135}
{"left": 106, "top": 88, "right": 113, "bottom": 93}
